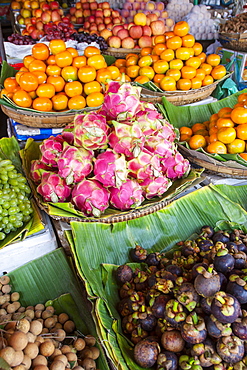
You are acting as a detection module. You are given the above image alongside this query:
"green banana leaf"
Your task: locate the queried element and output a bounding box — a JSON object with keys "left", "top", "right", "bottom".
{"left": 0, "top": 137, "right": 44, "bottom": 249}
{"left": 0, "top": 61, "right": 18, "bottom": 86}
{"left": 67, "top": 184, "right": 247, "bottom": 370}
{"left": 20, "top": 137, "right": 203, "bottom": 221}
{"left": 5, "top": 248, "right": 110, "bottom": 370}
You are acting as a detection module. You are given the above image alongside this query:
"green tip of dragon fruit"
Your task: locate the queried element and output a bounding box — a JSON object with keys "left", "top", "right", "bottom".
{"left": 37, "top": 172, "right": 71, "bottom": 203}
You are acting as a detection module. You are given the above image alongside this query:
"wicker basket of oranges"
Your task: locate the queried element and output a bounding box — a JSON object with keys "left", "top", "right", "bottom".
{"left": 0, "top": 42, "right": 123, "bottom": 128}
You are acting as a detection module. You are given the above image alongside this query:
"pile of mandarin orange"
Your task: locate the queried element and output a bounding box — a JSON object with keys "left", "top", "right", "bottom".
{"left": 111, "top": 21, "right": 227, "bottom": 91}
{"left": 179, "top": 92, "right": 247, "bottom": 159}
{"left": 1, "top": 41, "right": 122, "bottom": 112}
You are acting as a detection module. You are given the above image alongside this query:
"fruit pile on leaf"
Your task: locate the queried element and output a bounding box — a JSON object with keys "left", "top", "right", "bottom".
{"left": 116, "top": 225, "right": 247, "bottom": 369}
{"left": 179, "top": 92, "right": 247, "bottom": 156}
{"left": 110, "top": 21, "right": 227, "bottom": 91}
{"left": 1, "top": 42, "right": 121, "bottom": 111}
{"left": 30, "top": 81, "right": 190, "bottom": 217}
{"left": 0, "top": 275, "right": 101, "bottom": 370}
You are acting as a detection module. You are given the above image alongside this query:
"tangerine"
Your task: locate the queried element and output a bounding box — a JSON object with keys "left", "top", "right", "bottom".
{"left": 227, "top": 139, "right": 246, "bottom": 154}
{"left": 46, "top": 75, "right": 65, "bottom": 92}
{"left": 160, "top": 49, "right": 175, "bottom": 62}
{"left": 188, "top": 134, "right": 207, "bottom": 149}
{"left": 84, "top": 81, "right": 102, "bottom": 95}
{"left": 68, "top": 95, "right": 86, "bottom": 110}
{"left": 64, "top": 81, "right": 83, "bottom": 98}
{"left": 3, "top": 77, "right": 19, "bottom": 93}
{"left": 175, "top": 47, "right": 191, "bottom": 61}
{"left": 72, "top": 56, "right": 87, "bottom": 69}
{"left": 160, "top": 76, "right": 176, "bottom": 91}
{"left": 36, "top": 83, "right": 56, "bottom": 98}
{"left": 206, "top": 54, "right": 221, "bottom": 67}
{"left": 231, "top": 107, "right": 247, "bottom": 124}
{"left": 206, "top": 141, "right": 227, "bottom": 154}
{"left": 19, "top": 72, "right": 39, "bottom": 92}
{"left": 217, "top": 127, "right": 236, "bottom": 144}
{"left": 86, "top": 92, "right": 104, "bottom": 107}
{"left": 176, "top": 78, "right": 191, "bottom": 90}
{"left": 87, "top": 54, "right": 107, "bottom": 70}
{"left": 32, "top": 43, "right": 50, "bottom": 61}
{"left": 211, "top": 65, "right": 226, "bottom": 80}
{"left": 153, "top": 60, "right": 169, "bottom": 74}
{"left": 28, "top": 60, "right": 46, "bottom": 73}
{"left": 218, "top": 107, "right": 232, "bottom": 118}
{"left": 202, "top": 75, "right": 214, "bottom": 86}
{"left": 55, "top": 51, "right": 73, "bottom": 68}
{"left": 51, "top": 94, "right": 68, "bottom": 111}
{"left": 181, "top": 34, "right": 195, "bottom": 47}
{"left": 166, "top": 36, "right": 182, "bottom": 50}
{"left": 32, "top": 97, "right": 53, "bottom": 111}
{"left": 235, "top": 123, "right": 247, "bottom": 140}
{"left": 49, "top": 39, "right": 66, "bottom": 55}
{"left": 78, "top": 66, "right": 97, "bottom": 83}
{"left": 84, "top": 46, "right": 101, "bottom": 58}
{"left": 12, "top": 89, "right": 32, "bottom": 108}
{"left": 173, "top": 21, "right": 190, "bottom": 37}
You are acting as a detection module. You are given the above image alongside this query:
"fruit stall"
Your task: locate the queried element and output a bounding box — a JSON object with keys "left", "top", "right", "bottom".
{"left": 3, "top": 0, "right": 247, "bottom": 369}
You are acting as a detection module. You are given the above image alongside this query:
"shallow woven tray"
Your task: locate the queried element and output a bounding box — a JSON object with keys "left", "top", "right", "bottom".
{"left": 140, "top": 79, "right": 221, "bottom": 106}
{"left": 103, "top": 47, "right": 141, "bottom": 58}
{"left": 1, "top": 104, "right": 100, "bottom": 128}
{"left": 219, "top": 32, "right": 247, "bottom": 52}
{"left": 178, "top": 144, "right": 247, "bottom": 179}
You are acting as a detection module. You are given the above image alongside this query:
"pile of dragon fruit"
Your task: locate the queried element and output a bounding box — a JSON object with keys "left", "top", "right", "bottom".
{"left": 30, "top": 82, "right": 190, "bottom": 217}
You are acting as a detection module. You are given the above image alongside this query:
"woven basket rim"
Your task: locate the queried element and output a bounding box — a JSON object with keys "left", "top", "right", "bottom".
{"left": 178, "top": 144, "right": 247, "bottom": 179}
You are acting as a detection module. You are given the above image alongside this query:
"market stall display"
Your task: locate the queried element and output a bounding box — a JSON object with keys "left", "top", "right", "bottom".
{"left": 219, "top": 12, "right": 247, "bottom": 52}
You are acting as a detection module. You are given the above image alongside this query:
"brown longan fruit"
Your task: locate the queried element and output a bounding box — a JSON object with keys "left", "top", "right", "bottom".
{"left": 35, "top": 335, "right": 45, "bottom": 346}
{"left": 50, "top": 349, "right": 62, "bottom": 359}
{"left": 35, "top": 310, "right": 43, "bottom": 319}
{"left": 81, "top": 358, "right": 96, "bottom": 370}
{"left": 26, "top": 332, "right": 37, "bottom": 343}
{"left": 11, "top": 292, "right": 20, "bottom": 302}
{"left": 4, "top": 321, "right": 16, "bottom": 331}
{"left": 2, "top": 284, "right": 11, "bottom": 294}
{"left": 32, "top": 355, "right": 48, "bottom": 367}
{"left": 53, "top": 355, "right": 68, "bottom": 366}
{"left": 35, "top": 304, "right": 45, "bottom": 311}
{"left": 13, "top": 365, "right": 26, "bottom": 370}
{"left": 8, "top": 331, "right": 28, "bottom": 351}
{"left": 50, "top": 360, "right": 66, "bottom": 370}
{"left": 22, "top": 354, "right": 32, "bottom": 369}
{"left": 46, "top": 306, "right": 55, "bottom": 315}
{"left": 42, "top": 310, "right": 53, "bottom": 320}
{"left": 53, "top": 329, "right": 66, "bottom": 342}
{"left": 25, "top": 309, "right": 35, "bottom": 320}
{"left": 44, "top": 316, "right": 56, "bottom": 329}
{"left": 0, "top": 295, "right": 7, "bottom": 305}
{"left": 63, "top": 320, "right": 75, "bottom": 333}
{"left": 52, "top": 323, "right": 63, "bottom": 330}
{"left": 84, "top": 335, "right": 96, "bottom": 347}
{"left": 17, "top": 318, "right": 30, "bottom": 334}
{"left": 6, "top": 303, "right": 18, "bottom": 314}
{"left": 0, "top": 308, "right": 7, "bottom": 315}
{"left": 33, "top": 365, "right": 49, "bottom": 370}
{"left": 60, "top": 345, "right": 71, "bottom": 354}
{"left": 0, "top": 275, "right": 10, "bottom": 285}
{"left": 30, "top": 320, "right": 43, "bottom": 336}
{"left": 11, "top": 350, "right": 24, "bottom": 367}
{"left": 73, "top": 338, "right": 86, "bottom": 352}
{"left": 39, "top": 340, "right": 55, "bottom": 357}
{"left": 24, "top": 342, "right": 39, "bottom": 359}
{"left": 0, "top": 346, "right": 16, "bottom": 365}
{"left": 58, "top": 313, "right": 69, "bottom": 324}
{"left": 90, "top": 347, "right": 100, "bottom": 360}
{"left": 41, "top": 327, "right": 49, "bottom": 334}
{"left": 18, "top": 307, "right": 26, "bottom": 313}
{"left": 65, "top": 352, "right": 77, "bottom": 363}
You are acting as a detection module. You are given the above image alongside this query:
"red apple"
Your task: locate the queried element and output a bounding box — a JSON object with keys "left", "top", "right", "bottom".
{"left": 83, "top": 9, "right": 91, "bottom": 17}
{"left": 127, "top": 22, "right": 135, "bottom": 29}
{"left": 138, "top": 35, "right": 152, "bottom": 47}
{"left": 122, "top": 23, "right": 129, "bottom": 29}
{"left": 51, "top": 10, "right": 61, "bottom": 22}
{"left": 150, "top": 20, "right": 165, "bottom": 35}
{"left": 76, "top": 16, "right": 83, "bottom": 23}
{"left": 146, "top": 13, "right": 157, "bottom": 22}
{"left": 95, "top": 16, "right": 103, "bottom": 24}
{"left": 40, "top": 2, "right": 50, "bottom": 11}
{"left": 100, "top": 28, "right": 112, "bottom": 40}
{"left": 97, "top": 23, "right": 105, "bottom": 31}
{"left": 107, "top": 23, "right": 113, "bottom": 29}
{"left": 50, "top": 1, "right": 60, "bottom": 10}
{"left": 83, "top": 20, "right": 90, "bottom": 28}
{"left": 121, "top": 36, "right": 135, "bottom": 48}
{"left": 129, "top": 25, "right": 143, "bottom": 39}
{"left": 108, "top": 35, "right": 121, "bottom": 48}
{"left": 36, "top": 20, "right": 44, "bottom": 29}
{"left": 103, "top": 8, "right": 111, "bottom": 17}
{"left": 34, "top": 8, "right": 42, "bottom": 17}
{"left": 117, "top": 28, "right": 129, "bottom": 40}
{"left": 69, "top": 7, "right": 76, "bottom": 15}
{"left": 62, "top": 16, "right": 70, "bottom": 22}
{"left": 142, "top": 25, "right": 151, "bottom": 36}
{"left": 89, "top": 1, "right": 97, "bottom": 9}
{"left": 26, "top": 23, "right": 35, "bottom": 32}
{"left": 89, "top": 25, "right": 98, "bottom": 32}
{"left": 112, "top": 10, "right": 120, "bottom": 17}
{"left": 70, "top": 15, "right": 77, "bottom": 23}
{"left": 75, "top": 2, "right": 82, "bottom": 8}
{"left": 101, "top": 1, "right": 110, "bottom": 9}
{"left": 112, "top": 17, "right": 122, "bottom": 24}
{"left": 75, "top": 9, "right": 83, "bottom": 17}
{"left": 95, "top": 9, "right": 103, "bottom": 17}
{"left": 161, "top": 10, "right": 168, "bottom": 18}
{"left": 41, "top": 11, "right": 51, "bottom": 23}
{"left": 112, "top": 24, "right": 123, "bottom": 35}
{"left": 104, "top": 17, "right": 112, "bottom": 25}
{"left": 30, "top": 16, "right": 36, "bottom": 25}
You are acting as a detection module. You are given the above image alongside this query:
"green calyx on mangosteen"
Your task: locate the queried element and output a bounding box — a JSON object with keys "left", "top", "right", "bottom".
{"left": 211, "top": 291, "right": 241, "bottom": 324}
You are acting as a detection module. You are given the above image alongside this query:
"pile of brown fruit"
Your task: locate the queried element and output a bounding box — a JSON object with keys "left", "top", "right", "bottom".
{"left": 0, "top": 275, "right": 100, "bottom": 370}
{"left": 116, "top": 225, "right": 247, "bottom": 369}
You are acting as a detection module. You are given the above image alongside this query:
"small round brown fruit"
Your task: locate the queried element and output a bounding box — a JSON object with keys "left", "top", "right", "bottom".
{"left": 8, "top": 331, "right": 28, "bottom": 351}
{"left": 58, "top": 313, "right": 69, "bottom": 324}
{"left": 73, "top": 338, "right": 86, "bottom": 351}
{"left": 32, "top": 355, "right": 48, "bottom": 367}
{"left": 53, "top": 355, "right": 68, "bottom": 366}
{"left": 17, "top": 318, "right": 30, "bottom": 333}
{"left": 134, "top": 339, "right": 160, "bottom": 368}
{"left": 24, "top": 343, "right": 39, "bottom": 359}
{"left": 39, "top": 340, "right": 55, "bottom": 357}
{"left": 11, "top": 350, "right": 24, "bottom": 367}
{"left": 0, "top": 346, "right": 16, "bottom": 366}
{"left": 33, "top": 365, "right": 49, "bottom": 370}
{"left": 84, "top": 335, "right": 96, "bottom": 347}
{"left": 161, "top": 330, "right": 185, "bottom": 352}
{"left": 90, "top": 347, "right": 100, "bottom": 360}
{"left": 63, "top": 320, "right": 75, "bottom": 333}
{"left": 22, "top": 354, "right": 32, "bottom": 369}
{"left": 50, "top": 360, "right": 66, "bottom": 370}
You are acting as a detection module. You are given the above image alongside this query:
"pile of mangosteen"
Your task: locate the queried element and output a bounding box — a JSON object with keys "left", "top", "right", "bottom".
{"left": 115, "top": 225, "right": 247, "bottom": 369}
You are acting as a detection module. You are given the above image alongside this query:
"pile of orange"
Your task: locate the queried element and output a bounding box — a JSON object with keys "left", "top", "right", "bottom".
{"left": 179, "top": 92, "right": 247, "bottom": 159}
{"left": 1, "top": 41, "right": 122, "bottom": 112}
{"left": 111, "top": 21, "right": 227, "bottom": 91}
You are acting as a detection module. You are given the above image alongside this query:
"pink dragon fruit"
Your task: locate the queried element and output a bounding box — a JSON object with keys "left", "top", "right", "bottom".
{"left": 144, "top": 136, "right": 175, "bottom": 157}
{"left": 57, "top": 142, "right": 93, "bottom": 185}
{"left": 127, "top": 150, "right": 162, "bottom": 182}
{"left": 161, "top": 151, "right": 190, "bottom": 180}
{"left": 62, "top": 121, "right": 74, "bottom": 145}
{"left": 93, "top": 149, "right": 128, "bottom": 188}
{"left": 108, "top": 120, "right": 145, "bottom": 158}
{"left": 109, "top": 179, "right": 144, "bottom": 211}
{"left": 30, "top": 160, "right": 53, "bottom": 183}
{"left": 100, "top": 82, "right": 142, "bottom": 122}
{"left": 40, "top": 135, "right": 64, "bottom": 167}
{"left": 71, "top": 179, "right": 110, "bottom": 217}
{"left": 73, "top": 112, "right": 109, "bottom": 150}
{"left": 37, "top": 172, "right": 71, "bottom": 203}
{"left": 135, "top": 103, "right": 163, "bottom": 136}
{"left": 140, "top": 176, "right": 172, "bottom": 199}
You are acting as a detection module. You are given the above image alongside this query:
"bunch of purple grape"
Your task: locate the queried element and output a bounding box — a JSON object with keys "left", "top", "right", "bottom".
{"left": 7, "top": 33, "right": 36, "bottom": 45}
{"left": 71, "top": 32, "right": 108, "bottom": 52}
{"left": 44, "top": 22, "right": 76, "bottom": 41}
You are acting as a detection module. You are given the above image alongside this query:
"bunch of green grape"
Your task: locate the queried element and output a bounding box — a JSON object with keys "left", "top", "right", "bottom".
{"left": 0, "top": 159, "right": 33, "bottom": 241}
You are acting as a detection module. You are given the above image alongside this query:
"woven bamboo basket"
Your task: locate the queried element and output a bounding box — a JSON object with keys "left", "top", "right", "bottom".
{"left": 1, "top": 104, "right": 101, "bottom": 128}
{"left": 178, "top": 144, "right": 247, "bottom": 179}
{"left": 103, "top": 47, "right": 141, "bottom": 58}
{"left": 219, "top": 32, "right": 247, "bottom": 52}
